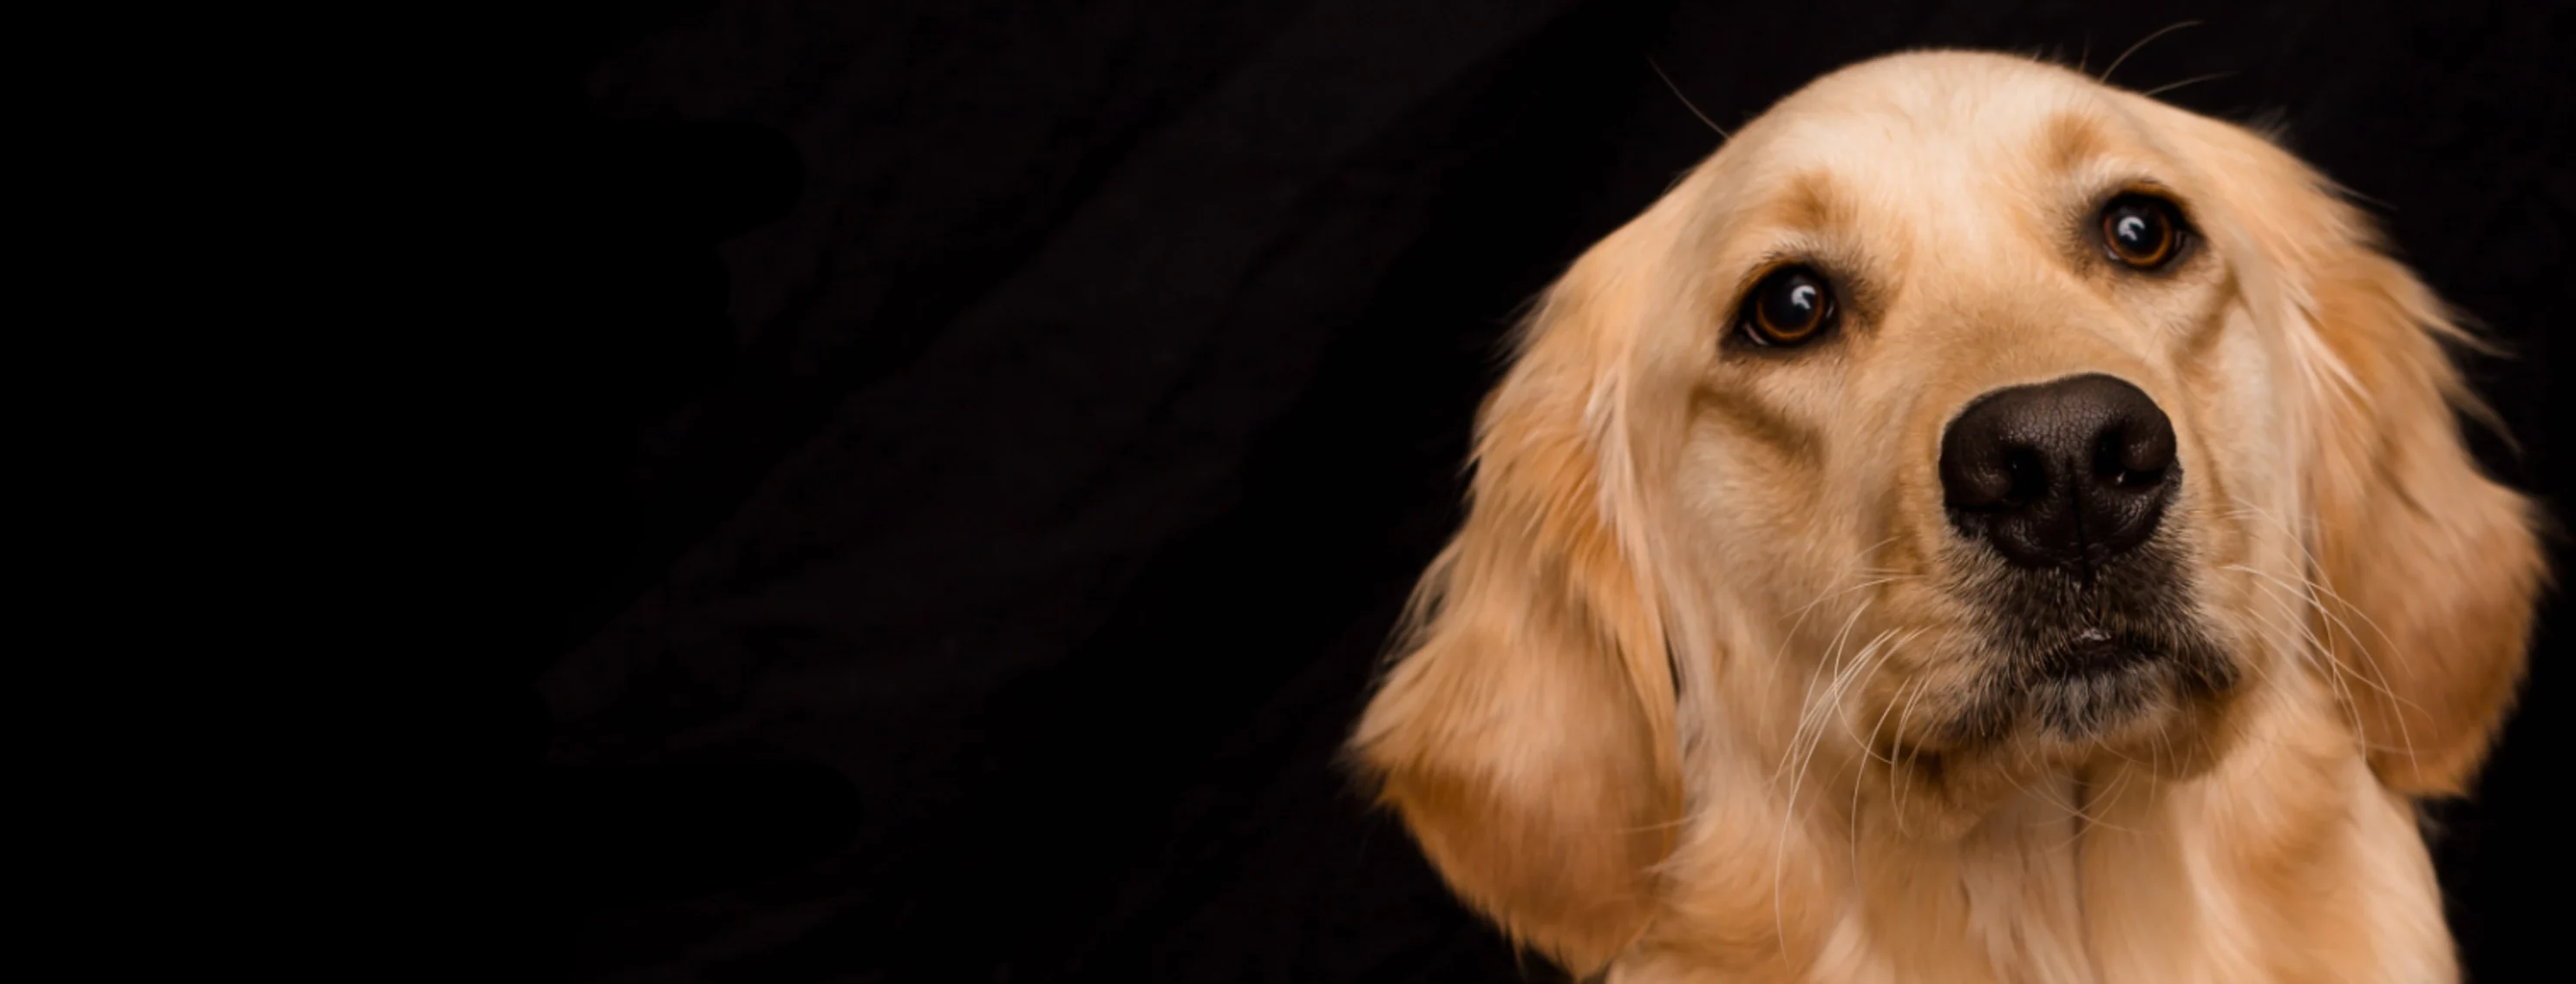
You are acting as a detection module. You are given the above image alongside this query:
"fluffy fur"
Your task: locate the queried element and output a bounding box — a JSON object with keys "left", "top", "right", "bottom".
{"left": 1349, "top": 50, "right": 2544, "bottom": 983}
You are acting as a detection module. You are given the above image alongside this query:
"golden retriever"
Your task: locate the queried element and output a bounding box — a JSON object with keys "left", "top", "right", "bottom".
{"left": 1349, "top": 49, "right": 2544, "bottom": 983}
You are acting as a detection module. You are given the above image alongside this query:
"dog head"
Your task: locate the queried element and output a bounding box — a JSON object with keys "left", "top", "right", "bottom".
{"left": 1350, "top": 49, "right": 2543, "bottom": 973}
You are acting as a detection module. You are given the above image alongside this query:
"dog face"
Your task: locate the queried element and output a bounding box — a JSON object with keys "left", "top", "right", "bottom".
{"left": 1351, "top": 50, "right": 2542, "bottom": 974}
{"left": 1664, "top": 53, "right": 2284, "bottom": 794}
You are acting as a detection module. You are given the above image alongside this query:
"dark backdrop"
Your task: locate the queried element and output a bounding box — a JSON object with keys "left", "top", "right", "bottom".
{"left": 410, "top": 2, "right": 2570, "bottom": 981}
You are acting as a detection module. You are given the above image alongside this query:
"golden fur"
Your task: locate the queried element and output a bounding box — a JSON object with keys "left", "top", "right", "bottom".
{"left": 1349, "top": 50, "right": 2544, "bottom": 983}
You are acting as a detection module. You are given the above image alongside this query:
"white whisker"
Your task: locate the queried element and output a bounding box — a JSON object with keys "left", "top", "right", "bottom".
{"left": 1774, "top": 598, "right": 1881, "bottom": 973}
{"left": 2223, "top": 498, "right": 2426, "bottom": 775}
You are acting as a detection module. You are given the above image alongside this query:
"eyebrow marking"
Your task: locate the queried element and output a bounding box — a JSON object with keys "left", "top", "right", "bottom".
{"left": 1775, "top": 171, "right": 1854, "bottom": 232}
{"left": 2042, "top": 111, "right": 2114, "bottom": 176}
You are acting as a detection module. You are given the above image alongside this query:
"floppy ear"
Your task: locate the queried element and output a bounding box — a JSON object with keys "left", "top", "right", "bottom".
{"left": 1348, "top": 238, "right": 1681, "bottom": 974}
{"left": 2154, "top": 105, "right": 2548, "bottom": 795}
{"left": 2301, "top": 242, "right": 2547, "bottom": 795}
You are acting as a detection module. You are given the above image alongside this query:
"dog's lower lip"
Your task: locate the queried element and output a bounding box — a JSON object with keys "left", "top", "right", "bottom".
{"left": 2037, "top": 626, "right": 2161, "bottom": 677}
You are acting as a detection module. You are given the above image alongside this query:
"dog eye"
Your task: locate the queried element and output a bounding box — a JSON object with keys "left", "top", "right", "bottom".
{"left": 2099, "top": 194, "right": 2187, "bottom": 270}
{"left": 1739, "top": 266, "right": 1838, "bottom": 347}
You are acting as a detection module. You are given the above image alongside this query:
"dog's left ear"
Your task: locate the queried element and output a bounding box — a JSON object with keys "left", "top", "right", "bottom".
{"left": 2145, "top": 101, "right": 2549, "bottom": 795}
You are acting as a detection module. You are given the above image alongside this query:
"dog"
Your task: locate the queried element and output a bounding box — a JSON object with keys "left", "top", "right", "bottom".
{"left": 1348, "top": 49, "right": 2544, "bottom": 982}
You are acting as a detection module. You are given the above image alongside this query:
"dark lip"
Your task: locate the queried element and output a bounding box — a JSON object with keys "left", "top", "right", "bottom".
{"left": 1931, "top": 533, "right": 2238, "bottom": 743}
{"left": 2030, "top": 626, "right": 2167, "bottom": 680}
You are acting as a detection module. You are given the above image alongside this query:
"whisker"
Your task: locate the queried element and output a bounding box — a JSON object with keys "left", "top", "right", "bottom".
{"left": 2100, "top": 19, "right": 2203, "bottom": 85}
{"left": 2050, "top": 766, "right": 2141, "bottom": 851}
{"left": 1647, "top": 57, "right": 1731, "bottom": 140}
{"left": 2141, "top": 70, "right": 2237, "bottom": 100}
{"left": 1765, "top": 575, "right": 1910, "bottom": 718}
{"left": 1848, "top": 628, "right": 1932, "bottom": 876}
{"left": 2231, "top": 564, "right": 2420, "bottom": 771}
{"left": 2223, "top": 498, "right": 2426, "bottom": 774}
{"left": 1775, "top": 599, "right": 1878, "bottom": 973}
{"left": 1890, "top": 673, "right": 1934, "bottom": 835}
{"left": 1774, "top": 600, "right": 1877, "bottom": 786}
{"left": 1807, "top": 634, "right": 1893, "bottom": 804}
{"left": 1841, "top": 627, "right": 1929, "bottom": 762}
{"left": 2228, "top": 558, "right": 2422, "bottom": 715}
{"left": 2234, "top": 571, "right": 2374, "bottom": 745}
{"left": 1762, "top": 537, "right": 1913, "bottom": 689}
{"left": 1842, "top": 634, "right": 1906, "bottom": 876}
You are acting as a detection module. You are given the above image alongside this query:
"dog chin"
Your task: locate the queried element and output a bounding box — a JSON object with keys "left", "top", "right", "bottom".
{"left": 1876, "top": 625, "right": 2244, "bottom": 836}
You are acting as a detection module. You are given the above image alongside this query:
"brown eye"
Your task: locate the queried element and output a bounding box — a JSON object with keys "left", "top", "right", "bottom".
{"left": 2100, "top": 194, "right": 2186, "bottom": 269}
{"left": 1740, "top": 266, "right": 1837, "bottom": 347}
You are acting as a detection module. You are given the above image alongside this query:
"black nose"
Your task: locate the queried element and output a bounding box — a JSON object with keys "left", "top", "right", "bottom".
{"left": 1939, "top": 373, "right": 2178, "bottom": 572}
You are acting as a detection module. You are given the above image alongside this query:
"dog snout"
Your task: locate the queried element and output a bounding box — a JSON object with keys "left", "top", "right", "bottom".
{"left": 1939, "top": 373, "right": 2178, "bottom": 572}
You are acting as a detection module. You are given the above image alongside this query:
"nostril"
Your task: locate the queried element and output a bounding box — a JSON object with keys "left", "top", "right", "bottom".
{"left": 2091, "top": 413, "right": 2177, "bottom": 491}
{"left": 2092, "top": 438, "right": 2161, "bottom": 488}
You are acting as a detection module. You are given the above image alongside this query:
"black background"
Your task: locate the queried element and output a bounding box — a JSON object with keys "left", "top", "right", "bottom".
{"left": 391, "top": 1, "right": 2569, "bottom": 981}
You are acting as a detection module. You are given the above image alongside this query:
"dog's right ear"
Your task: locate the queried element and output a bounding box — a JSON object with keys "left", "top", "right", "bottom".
{"left": 1349, "top": 233, "right": 1682, "bottom": 976}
